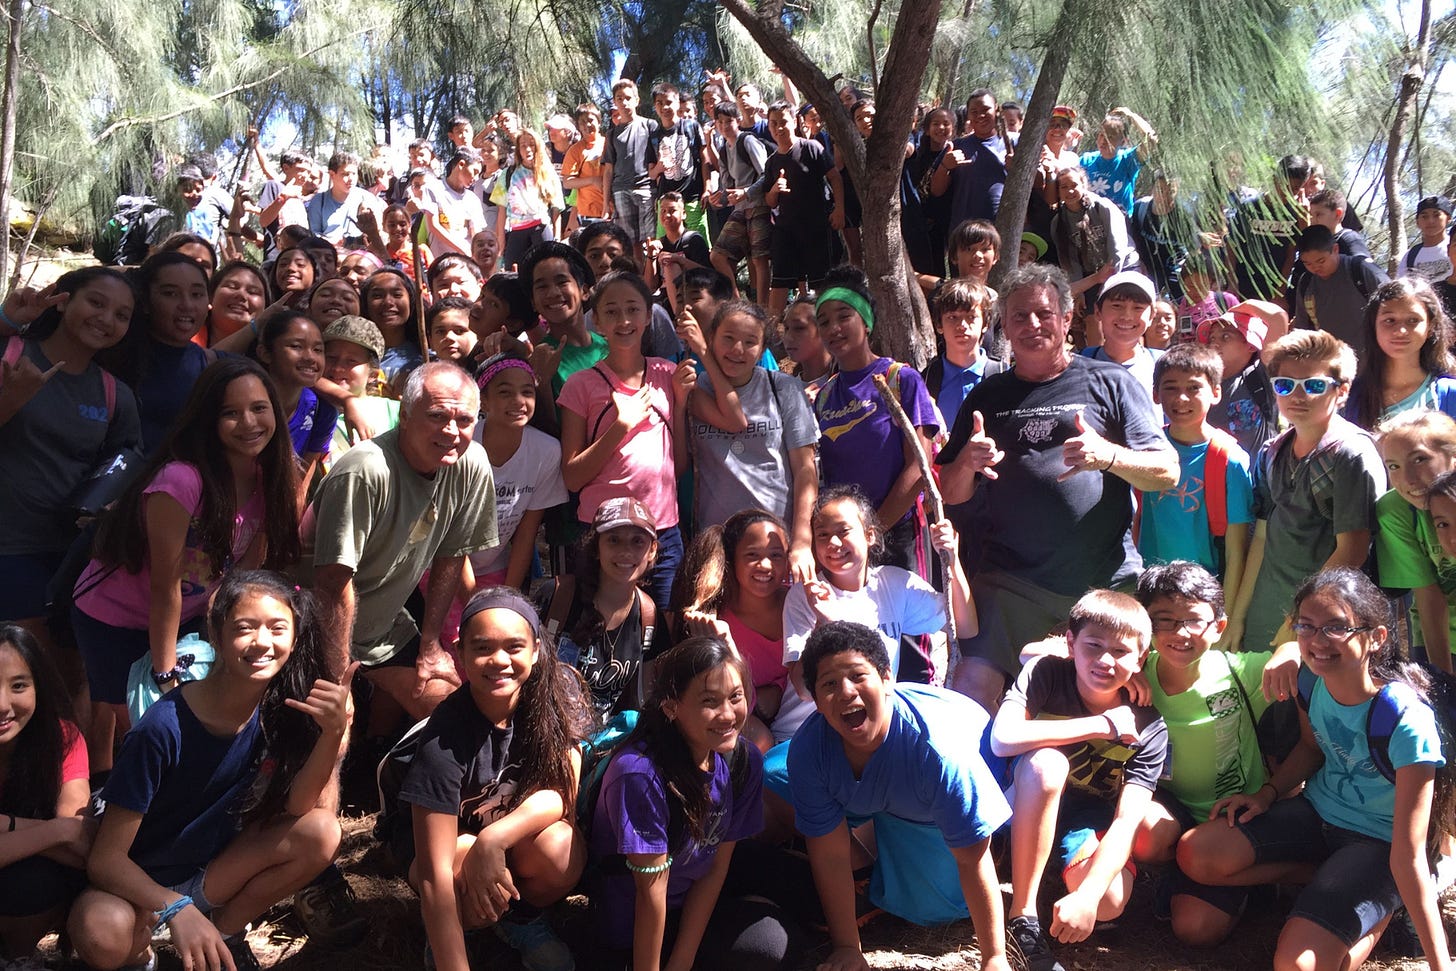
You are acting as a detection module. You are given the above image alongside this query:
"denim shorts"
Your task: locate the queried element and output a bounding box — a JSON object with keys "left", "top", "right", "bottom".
{"left": 1236, "top": 795, "right": 1403, "bottom": 944}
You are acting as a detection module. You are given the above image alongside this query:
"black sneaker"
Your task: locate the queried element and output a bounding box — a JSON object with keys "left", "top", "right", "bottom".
{"left": 1007, "top": 914, "right": 1065, "bottom": 971}
{"left": 225, "top": 934, "right": 261, "bottom": 971}
{"left": 293, "top": 871, "right": 368, "bottom": 948}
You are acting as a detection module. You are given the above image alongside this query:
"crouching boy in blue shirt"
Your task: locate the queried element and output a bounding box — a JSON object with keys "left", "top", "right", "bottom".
{"left": 787, "top": 621, "right": 1011, "bottom": 971}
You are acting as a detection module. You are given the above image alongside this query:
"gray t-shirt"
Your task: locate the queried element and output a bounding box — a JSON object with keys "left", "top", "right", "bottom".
{"left": 311, "top": 427, "right": 498, "bottom": 664}
{"left": 0, "top": 340, "right": 140, "bottom": 555}
{"left": 690, "top": 368, "right": 818, "bottom": 529}
{"left": 603, "top": 116, "right": 657, "bottom": 191}
{"left": 1243, "top": 417, "right": 1386, "bottom": 650}
{"left": 1293, "top": 256, "right": 1389, "bottom": 354}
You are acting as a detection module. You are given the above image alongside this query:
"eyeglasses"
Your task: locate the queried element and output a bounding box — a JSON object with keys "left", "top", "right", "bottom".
{"left": 1291, "top": 622, "right": 1373, "bottom": 641}
{"left": 1150, "top": 617, "right": 1218, "bottom": 635}
{"left": 1271, "top": 376, "right": 1339, "bottom": 397}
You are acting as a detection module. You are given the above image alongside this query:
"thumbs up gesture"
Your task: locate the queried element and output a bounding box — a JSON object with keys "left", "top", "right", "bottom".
{"left": 952, "top": 410, "right": 1003, "bottom": 479}
{"left": 1058, "top": 410, "right": 1116, "bottom": 481}
{"left": 775, "top": 168, "right": 790, "bottom": 194}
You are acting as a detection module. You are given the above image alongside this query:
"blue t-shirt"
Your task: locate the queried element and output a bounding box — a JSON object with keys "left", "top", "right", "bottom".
{"left": 135, "top": 339, "right": 219, "bottom": 454}
{"left": 1080, "top": 146, "right": 1141, "bottom": 215}
{"left": 934, "top": 352, "right": 993, "bottom": 432}
{"left": 1080, "top": 344, "right": 1162, "bottom": 402}
{"left": 1303, "top": 677, "right": 1445, "bottom": 840}
{"left": 787, "top": 683, "right": 1010, "bottom": 847}
{"left": 288, "top": 387, "right": 337, "bottom": 458}
{"left": 1139, "top": 433, "right": 1255, "bottom": 574}
{"left": 101, "top": 688, "right": 261, "bottom": 884}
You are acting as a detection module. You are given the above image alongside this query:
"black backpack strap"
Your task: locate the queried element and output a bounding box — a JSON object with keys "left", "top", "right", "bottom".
{"left": 544, "top": 575, "right": 577, "bottom": 640}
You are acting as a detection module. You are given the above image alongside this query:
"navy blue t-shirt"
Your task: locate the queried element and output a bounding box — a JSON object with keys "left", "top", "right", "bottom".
{"left": 102, "top": 688, "right": 261, "bottom": 884}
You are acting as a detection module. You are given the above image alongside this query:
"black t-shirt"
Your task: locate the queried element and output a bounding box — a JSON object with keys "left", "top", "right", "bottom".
{"left": 1437, "top": 280, "right": 1456, "bottom": 322}
{"left": 1228, "top": 194, "right": 1299, "bottom": 301}
{"left": 398, "top": 687, "right": 524, "bottom": 856}
{"left": 649, "top": 119, "right": 705, "bottom": 199}
{"left": 765, "top": 138, "right": 835, "bottom": 224}
{"left": 536, "top": 579, "right": 659, "bottom": 721}
{"left": 937, "top": 356, "right": 1169, "bottom": 595}
{"left": 659, "top": 230, "right": 711, "bottom": 269}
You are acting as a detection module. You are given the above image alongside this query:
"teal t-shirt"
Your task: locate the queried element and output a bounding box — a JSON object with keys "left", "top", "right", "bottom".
{"left": 1374, "top": 488, "right": 1456, "bottom": 652}
{"left": 1304, "top": 677, "right": 1445, "bottom": 841}
{"left": 1139, "top": 433, "right": 1255, "bottom": 576}
{"left": 1147, "top": 648, "right": 1270, "bottom": 818}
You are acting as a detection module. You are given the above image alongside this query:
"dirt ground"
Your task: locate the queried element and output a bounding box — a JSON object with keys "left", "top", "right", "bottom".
{"left": 37, "top": 803, "right": 1444, "bottom": 971}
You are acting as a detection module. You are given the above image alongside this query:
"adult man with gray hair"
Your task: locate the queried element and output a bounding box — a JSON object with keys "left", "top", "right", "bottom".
{"left": 936, "top": 264, "right": 1178, "bottom": 713}
{"left": 311, "top": 361, "right": 497, "bottom": 718}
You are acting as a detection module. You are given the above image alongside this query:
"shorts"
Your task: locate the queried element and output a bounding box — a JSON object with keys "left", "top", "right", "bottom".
{"left": 1152, "top": 789, "right": 1248, "bottom": 916}
{"left": 1053, "top": 788, "right": 1126, "bottom": 878}
{"left": 365, "top": 630, "right": 423, "bottom": 671}
{"left": 0, "top": 550, "right": 65, "bottom": 620}
{"left": 71, "top": 607, "right": 153, "bottom": 705}
{"left": 611, "top": 187, "right": 656, "bottom": 246}
{"left": 769, "top": 223, "right": 834, "bottom": 289}
{"left": 0, "top": 856, "right": 86, "bottom": 916}
{"left": 711, "top": 209, "right": 771, "bottom": 264}
{"left": 958, "top": 571, "right": 1079, "bottom": 677}
{"left": 165, "top": 867, "right": 216, "bottom": 918}
{"left": 1235, "top": 795, "right": 1403, "bottom": 945}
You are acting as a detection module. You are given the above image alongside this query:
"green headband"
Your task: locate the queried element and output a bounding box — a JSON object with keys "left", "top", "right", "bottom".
{"left": 816, "top": 286, "right": 875, "bottom": 332}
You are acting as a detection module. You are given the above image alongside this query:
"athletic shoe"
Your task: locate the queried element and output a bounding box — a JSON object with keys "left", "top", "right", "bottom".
{"left": 293, "top": 870, "right": 368, "bottom": 947}
{"left": 1008, "top": 914, "right": 1065, "bottom": 971}
{"left": 493, "top": 914, "right": 575, "bottom": 971}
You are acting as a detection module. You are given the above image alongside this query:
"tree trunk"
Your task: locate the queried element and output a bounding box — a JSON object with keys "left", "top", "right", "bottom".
{"left": 717, "top": 0, "right": 942, "bottom": 365}
{"left": 992, "top": 0, "right": 1083, "bottom": 285}
{"left": 0, "top": 0, "right": 25, "bottom": 295}
{"left": 1384, "top": 0, "right": 1432, "bottom": 273}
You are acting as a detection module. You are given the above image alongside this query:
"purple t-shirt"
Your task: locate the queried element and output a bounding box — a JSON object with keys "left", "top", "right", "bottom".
{"left": 288, "top": 387, "right": 336, "bottom": 458}
{"left": 589, "top": 741, "right": 764, "bottom": 949}
{"left": 816, "top": 358, "right": 938, "bottom": 522}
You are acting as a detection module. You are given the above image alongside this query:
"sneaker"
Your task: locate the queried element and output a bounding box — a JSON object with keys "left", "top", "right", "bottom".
{"left": 493, "top": 914, "right": 574, "bottom": 971}
{"left": 293, "top": 872, "right": 368, "bottom": 948}
{"left": 117, "top": 949, "right": 158, "bottom": 971}
{"left": 1007, "top": 914, "right": 1065, "bottom": 971}
{"left": 224, "top": 935, "right": 262, "bottom": 971}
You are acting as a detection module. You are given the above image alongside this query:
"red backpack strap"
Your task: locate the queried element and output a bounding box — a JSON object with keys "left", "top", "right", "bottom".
{"left": 1205, "top": 429, "right": 1234, "bottom": 539}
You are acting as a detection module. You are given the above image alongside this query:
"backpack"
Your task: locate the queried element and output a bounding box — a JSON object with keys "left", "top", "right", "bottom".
{"left": 586, "top": 365, "right": 670, "bottom": 440}
{"left": 813, "top": 360, "right": 908, "bottom": 425}
{"left": 1404, "top": 242, "right": 1426, "bottom": 273}
{"left": 94, "top": 196, "right": 171, "bottom": 266}
{"left": 373, "top": 714, "right": 433, "bottom": 851}
{"left": 1296, "top": 664, "right": 1456, "bottom": 784}
{"left": 2, "top": 337, "right": 117, "bottom": 415}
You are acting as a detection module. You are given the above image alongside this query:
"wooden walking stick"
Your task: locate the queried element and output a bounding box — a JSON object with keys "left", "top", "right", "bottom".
{"left": 411, "top": 211, "right": 428, "bottom": 355}
{"left": 872, "top": 373, "right": 957, "bottom": 642}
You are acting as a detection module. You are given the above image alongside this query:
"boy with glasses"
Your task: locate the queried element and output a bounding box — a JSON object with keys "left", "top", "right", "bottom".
{"left": 1229, "top": 330, "right": 1385, "bottom": 651}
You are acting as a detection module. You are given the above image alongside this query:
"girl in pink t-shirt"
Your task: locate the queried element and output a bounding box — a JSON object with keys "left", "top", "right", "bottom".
{"left": 72, "top": 358, "right": 301, "bottom": 771}
{"left": 680, "top": 508, "right": 793, "bottom": 755}
{"left": 559, "top": 270, "right": 694, "bottom": 611}
{"left": 0, "top": 623, "right": 91, "bottom": 959}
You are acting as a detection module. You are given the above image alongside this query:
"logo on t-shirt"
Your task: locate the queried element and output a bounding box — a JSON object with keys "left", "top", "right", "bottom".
{"left": 1019, "top": 417, "right": 1058, "bottom": 444}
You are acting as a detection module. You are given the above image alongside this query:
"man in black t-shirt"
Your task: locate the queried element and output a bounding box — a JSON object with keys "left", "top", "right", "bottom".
{"left": 936, "top": 264, "right": 1178, "bottom": 713}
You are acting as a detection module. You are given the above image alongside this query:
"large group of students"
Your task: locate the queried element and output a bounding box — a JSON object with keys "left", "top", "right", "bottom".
{"left": 3, "top": 64, "right": 1456, "bottom": 971}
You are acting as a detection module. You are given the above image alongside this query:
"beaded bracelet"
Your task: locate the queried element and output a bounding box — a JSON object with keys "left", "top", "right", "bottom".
{"left": 625, "top": 856, "right": 673, "bottom": 875}
{"left": 154, "top": 895, "right": 193, "bottom": 928}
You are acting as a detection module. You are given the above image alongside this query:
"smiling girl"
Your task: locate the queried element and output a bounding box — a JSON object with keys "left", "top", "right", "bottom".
{"left": 0, "top": 625, "right": 92, "bottom": 961}
{"left": 0, "top": 269, "right": 139, "bottom": 639}
{"left": 560, "top": 271, "right": 693, "bottom": 610}
{"left": 1348, "top": 278, "right": 1456, "bottom": 431}
{"left": 307, "top": 277, "right": 362, "bottom": 331}
{"left": 381, "top": 204, "right": 434, "bottom": 282}
{"left": 684, "top": 301, "right": 818, "bottom": 573}
{"left": 590, "top": 635, "right": 802, "bottom": 971}
{"left": 73, "top": 360, "right": 300, "bottom": 772}
{"left": 1374, "top": 410, "right": 1456, "bottom": 672}
{"left": 1180, "top": 568, "right": 1454, "bottom": 971}
{"left": 254, "top": 309, "right": 336, "bottom": 501}
{"left": 271, "top": 246, "right": 318, "bottom": 305}
{"left": 69, "top": 570, "right": 350, "bottom": 971}
{"left": 205, "top": 261, "right": 269, "bottom": 346}
{"left": 360, "top": 267, "right": 424, "bottom": 389}
{"left": 399, "top": 587, "right": 590, "bottom": 971}
{"left": 780, "top": 295, "right": 833, "bottom": 395}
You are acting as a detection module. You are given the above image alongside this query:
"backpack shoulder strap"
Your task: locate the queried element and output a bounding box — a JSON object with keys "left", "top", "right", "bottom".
{"left": 636, "top": 587, "right": 657, "bottom": 655}
{"left": 544, "top": 576, "right": 576, "bottom": 640}
{"left": 1405, "top": 242, "right": 1423, "bottom": 270}
{"left": 1347, "top": 256, "right": 1373, "bottom": 300}
{"left": 1296, "top": 665, "right": 1318, "bottom": 712}
{"left": 1205, "top": 429, "right": 1237, "bottom": 539}
{"left": 1366, "top": 681, "right": 1416, "bottom": 783}
{"left": 813, "top": 372, "right": 839, "bottom": 420}
{"left": 922, "top": 358, "right": 944, "bottom": 399}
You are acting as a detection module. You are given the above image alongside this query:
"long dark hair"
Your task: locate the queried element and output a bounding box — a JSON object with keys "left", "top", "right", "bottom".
{"left": 566, "top": 524, "right": 657, "bottom": 650}
{"left": 462, "top": 588, "right": 592, "bottom": 811}
{"left": 206, "top": 571, "right": 330, "bottom": 824}
{"left": 1291, "top": 567, "right": 1456, "bottom": 849}
{"left": 92, "top": 359, "right": 301, "bottom": 573}
{"left": 622, "top": 636, "right": 751, "bottom": 848}
{"left": 0, "top": 625, "right": 74, "bottom": 819}
{"left": 99, "top": 251, "right": 209, "bottom": 385}
{"left": 359, "top": 267, "right": 420, "bottom": 345}
{"left": 1352, "top": 278, "right": 1455, "bottom": 430}
{"left": 675, "top": 508, "right": 787, "bottom": 615}
{"left": 24, "top": 266, "right": 137, "bottom": 343}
